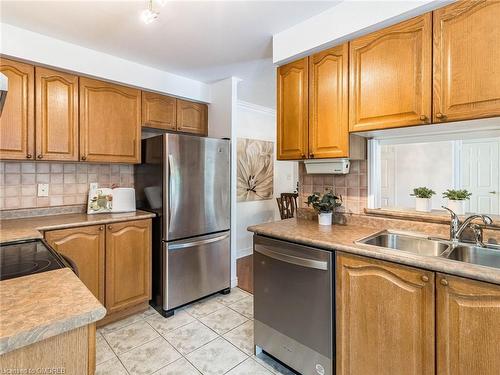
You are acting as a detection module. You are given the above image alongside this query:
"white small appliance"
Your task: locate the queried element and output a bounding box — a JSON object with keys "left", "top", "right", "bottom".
{"left": 111, "top": 188, "right": 136, "bottom": 213}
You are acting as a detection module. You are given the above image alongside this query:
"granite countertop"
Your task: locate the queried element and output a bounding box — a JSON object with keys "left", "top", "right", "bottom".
{"left": 248, "top": 218, "right": 500, "bottom": 285}
{"left": 0, "top": 268, "right": 106, "bottom": 355}
{"left": 0, "top": 210, "right": 156, "bottom": 242}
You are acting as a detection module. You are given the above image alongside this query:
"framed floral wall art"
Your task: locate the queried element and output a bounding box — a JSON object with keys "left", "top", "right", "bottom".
{"left": 237, "top": 138, "right": 274, "bottom": 202}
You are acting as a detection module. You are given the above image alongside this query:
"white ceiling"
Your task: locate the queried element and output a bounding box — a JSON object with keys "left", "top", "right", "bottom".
{"left": 0, "top": 0, "right": 340, "bottom": 108}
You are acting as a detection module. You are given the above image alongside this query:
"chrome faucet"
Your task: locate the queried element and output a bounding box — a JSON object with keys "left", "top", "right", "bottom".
{"left": 442, "top": 206, "right": 493, "bottom": 245}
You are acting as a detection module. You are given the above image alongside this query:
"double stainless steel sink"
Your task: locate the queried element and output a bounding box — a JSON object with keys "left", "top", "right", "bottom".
{"left": 357, "top": 230, "right": 500, "bottom": 270}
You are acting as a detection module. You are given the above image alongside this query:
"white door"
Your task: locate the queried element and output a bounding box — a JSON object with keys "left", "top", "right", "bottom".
{"left": 380, "top": 145, "right": 396, "bottom": 208}
{"left": 460, "top": 139, "right": 500, "bottom": 215}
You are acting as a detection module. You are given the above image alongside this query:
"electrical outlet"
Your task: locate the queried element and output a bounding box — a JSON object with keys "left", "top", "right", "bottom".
{"left": 37, "top": 183, "right": 49, "bottom": 197}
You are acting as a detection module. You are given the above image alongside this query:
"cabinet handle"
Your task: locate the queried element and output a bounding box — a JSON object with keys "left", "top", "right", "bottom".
{"left": 309, "top": 153, "right": 314, "bottom": 158}
{"left": 421, "top": 275, "right": 429, "bottom": 282}
{"left": 440, "top": 279, "right": 448, "bottom": 286}
{"left": 436, "top": 113, "right": 446, "bottom": 119}
{"left": 37, "top": 154, "right": 43, "bottom": 159}
{"left": 301, "top": 154, "right": 306, "bottom": 159}
{"left": 99, "top": 226, "right": 104, "bottom": 231}
{"left": 81, "top": 155, "right": 87, "bottom": 161}
{"left": 420, "top": 115, "right": 427, "bottom": 122}
{"left": 107, "top": 225, "right": 112, "bottom": 230}
{"left": 26, "top": 154, "right": 32, "bottom": 159}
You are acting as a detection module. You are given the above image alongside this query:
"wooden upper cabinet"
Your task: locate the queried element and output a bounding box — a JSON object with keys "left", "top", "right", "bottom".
{"left": 79, "top": 77, "right": 141, "bottom": 163}
{"left": 176, "top": 99, "right": 207, "bottom": 135}
{"left": 433, "top": 0, "right": 500, "bottom": 123}
{"left": 105, "top": 219, "right": 151, "bottom": 314}
{"left": 349, "top": 14, "right": 432, "bottom": 132}
{"left": 309, "top": 44, "right": 349, "bottom": 158}
{"left": 336, "top": 253, "right": 435, "bottom": 375}
{"left": 35, "top": 67, "right": 79, "bottom": 161}
{"left": 437, "top": 274, "right": 500, "bottom": 375}
{"left": 0, "top": 58, "right": 34, "bottom": 160}
{"left": 45, "top": 225, "right": 105, "bottom": 304}
{"left": 142, "top": 91, "right": 176, "bottom": 130}
{"left": 277, "top": 57, "right": 309, "bottom": 160}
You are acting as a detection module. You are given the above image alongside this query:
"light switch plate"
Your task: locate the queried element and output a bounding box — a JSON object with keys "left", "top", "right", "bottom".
{"left": 37, "top": 183, "right": 49, "bottom": 197}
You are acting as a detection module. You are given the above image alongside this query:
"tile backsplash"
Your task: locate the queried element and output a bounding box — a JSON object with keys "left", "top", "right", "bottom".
{"left": 0, "top": 162, "right": 134, "bottom": 210}
{"left": 298, "top": 160, "right": 368, "bottom": 214}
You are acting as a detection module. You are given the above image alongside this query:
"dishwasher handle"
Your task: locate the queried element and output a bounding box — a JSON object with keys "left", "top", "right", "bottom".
{"left": 255, "top": 245, "right": 328, "bottom": 271}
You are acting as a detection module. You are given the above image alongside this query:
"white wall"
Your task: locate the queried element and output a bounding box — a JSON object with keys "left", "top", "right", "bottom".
{"left": 235, "top": 101, "right": 297, "bottom": 259}
{"left": 272, "top": 0, "right": 449, "bottom": 64}
{"left": 0, "top": 23, "right": 210, "bottom": 102}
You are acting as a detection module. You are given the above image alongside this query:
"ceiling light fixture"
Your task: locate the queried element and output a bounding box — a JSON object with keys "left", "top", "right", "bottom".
{"left": 141, "top": 0, "right": 159, "bottom": 24}
{"left": 155, "top": 0, "right": 168, "bottom": 7}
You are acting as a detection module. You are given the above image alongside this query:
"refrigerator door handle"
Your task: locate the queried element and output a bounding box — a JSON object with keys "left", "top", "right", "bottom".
{"left": 168, "top": 154, "right": 177, "bottom": 226}
{"left": 169, "top": 233, "right": 230, "bottom": 251}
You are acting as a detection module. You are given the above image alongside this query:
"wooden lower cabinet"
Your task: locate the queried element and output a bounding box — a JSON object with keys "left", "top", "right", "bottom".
{"left": 43, "top": 219, "right": 151, "bottom": 323}
{"left": 45, "top": 225, "right": 105, "bottom": 304}
{"left": 436, "top": 273, "right": 500, "bottom": 375}
{"left": 105, "top": 219, "right": 151, "bottom": 314}
{"left": 336, "top": 253, "right": 435, "bottom": 375}
{"left": 0, "top": 324, "right": 96, "bottom": 375}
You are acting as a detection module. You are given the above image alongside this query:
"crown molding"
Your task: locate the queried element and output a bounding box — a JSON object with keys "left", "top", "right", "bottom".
{"left": 237, "top": 100, "right": 276, "bottom": 116}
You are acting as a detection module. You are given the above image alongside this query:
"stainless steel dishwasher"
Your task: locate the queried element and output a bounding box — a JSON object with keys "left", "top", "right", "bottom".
{"left": 254, "top": 235, "right": 333, "bottom": 375}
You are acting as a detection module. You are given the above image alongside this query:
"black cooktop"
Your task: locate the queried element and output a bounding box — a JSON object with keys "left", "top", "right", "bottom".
{"left": 0, "top": 239, "right": 69, "bottom": 281}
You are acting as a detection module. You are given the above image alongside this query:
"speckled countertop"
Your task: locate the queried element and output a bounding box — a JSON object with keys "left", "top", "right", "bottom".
{"left": 0, "top": 268, "right": 106, "bottom": 355}
{"left": 0, "top": 210, "right": 155, "bottom": 242}
{"left": 248, "top": 218, "right": 500, "bottom": 286}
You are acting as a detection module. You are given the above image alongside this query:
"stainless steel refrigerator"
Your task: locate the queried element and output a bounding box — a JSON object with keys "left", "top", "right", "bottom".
{"left": 135, "top": 133, "right": 231, "bottom": 316}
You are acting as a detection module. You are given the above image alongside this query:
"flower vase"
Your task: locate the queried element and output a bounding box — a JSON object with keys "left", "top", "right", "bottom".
{"left": 318, "top": 212, "right": 333, "bottom": 226}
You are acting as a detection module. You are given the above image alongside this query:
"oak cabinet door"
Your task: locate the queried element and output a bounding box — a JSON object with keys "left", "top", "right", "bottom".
{"left": 336, "top": 254, "right": 435, "bottom": 375}
{"left": 0, "top": 58, "right": 34, "bottom": 160}
{"left": 79, "top": 77, "right": 141, "bottom": 163}
{"left": 35, "top": 67, "right": 79, "bottom": 161}
{"left": 105, "top": 219, "right": 151, "bottom": 314}
{"left": 142, "top": 91, "right": 176, "bottom": 130}
{"left": 277, "top": 57, "right": 309, "bottom": 160}
{"left": 437, "top": 274, "right": 500, "bottom": 375}
{"left": 176, "top": 99, "right": 207, "bottom": 135}
{"left": 45, "top": 225, "right": 105, "bottom": 304}
{"left": 349, "top": 14, "right": 432, "bottom": 132}
{"left": 433, "top": 0, "right": 500, "bottom": 123}
{"left": 309, "top": 44, "right": 349, "bottom": 159}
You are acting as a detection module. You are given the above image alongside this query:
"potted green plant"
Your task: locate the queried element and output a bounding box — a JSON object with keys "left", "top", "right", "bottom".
{"left": 442, "top": 189, "right": 472, "bottom": 215}
{"left": 306, "top": 189, "right": 343, "bottom": 226}
{"left": 410, "top": 187, "right": 436, "bottom": 212}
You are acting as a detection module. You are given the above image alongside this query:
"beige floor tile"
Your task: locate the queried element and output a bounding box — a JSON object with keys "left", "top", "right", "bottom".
{"left": 215, "top": 288, "right": 250, "bottom": 306}
{"left": 199, "top": 307, "right": 248, "bottom": 335}
{"left": 96, "top": 335, "right": 116, "bottom": 365}
{"left": 95, "top": 357, "right": 128, "bottom": 375}
{"left": 163, "top": 321, "right": 218, "bottom": 355}
{"left": 226, "top": 357, "right": 273, "bottom": 375}
{"left": 140, "top": 305, "right": 160, "bottom": 318}
{"left": 104, "top": 320, "right": 160, "bottom": 355}
{"left": 184, "top": 297, "right": 225, "bottom": 319}
{"left": 119, "top": 337, "right": 181, "bottom": 375}
{"left": 228, "top": 296, "right": 253, "bottom": 319}
{"left": 99, "top": 313, "right": 143, "bottom": 334}
{"left": 153, "top": 357, "right": 201, "bottom": 375}
{"left": 146, "top": 309, "right": 195, "bottom": 336}
{"left": 186, "top": 337, "right": 248, "bottom": 375}
{"left": 223, "top": 320, "right": 254, "bottom": 355}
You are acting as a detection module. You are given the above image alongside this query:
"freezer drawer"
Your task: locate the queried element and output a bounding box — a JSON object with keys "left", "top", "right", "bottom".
{"left": 254, "top": 235, "right": 333, "bottom": 375}
{"left": 164, "top": 231, "right": 230, "bottom": 310}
